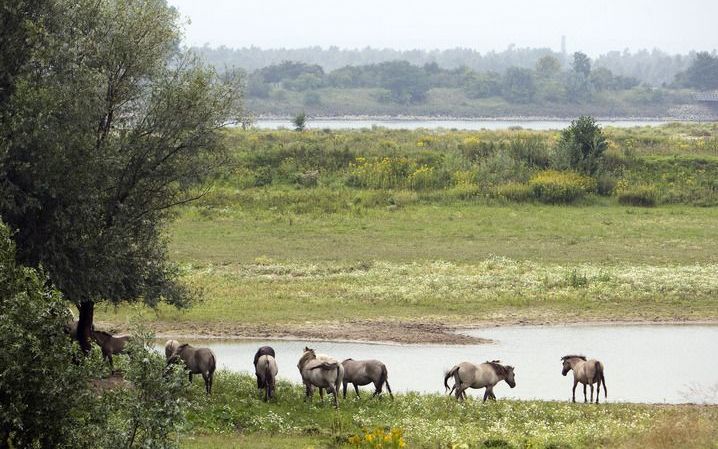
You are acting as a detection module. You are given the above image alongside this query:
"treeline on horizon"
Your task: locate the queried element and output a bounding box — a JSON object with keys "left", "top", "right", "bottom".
{"left": 240, "top": 54, "right": 717, "bottom": 109}
{"left": 193, "top": 45, "right": 716, "bottom": 87}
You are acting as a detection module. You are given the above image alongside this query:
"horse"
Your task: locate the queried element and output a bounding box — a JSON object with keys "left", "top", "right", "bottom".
{"left": 255, "top": 354, "right": 278, "bottom": 401}
{"left": 168, "top": 343, "right": 217, "bottom": 394}
{"left": 297, "top": 347, "right": 343, "bottom": 408}
{"left": 91, "top": 330, "right": 131, "bottom": 370}
{"left": 164, "top": 339, "right": 180, "bottom": 361}
{"left": 253, "top": 346, "right": 276, "bottom": 389}
{"left": 341, "top": 359, "right": 393, "bottom": 399}
{"left": 444, "top": 360, "right": 516, "bottom": 401}
{"left": 561, "top": 355, "right": 607, "bottom": 403}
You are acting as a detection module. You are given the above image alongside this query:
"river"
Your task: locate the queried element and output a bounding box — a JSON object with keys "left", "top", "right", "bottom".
{"left": 164, "top": 324, "right": 718, "bottom": 404}
{"left": 253, "top": 118, "right": 677, "bottom": 131}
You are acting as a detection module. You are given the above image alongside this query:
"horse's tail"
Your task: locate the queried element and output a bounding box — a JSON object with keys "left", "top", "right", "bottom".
{"left": 208, "top": 350, "right": 217, "bottom": 375}
{"left": 444, "top": 366, "right": 459, "bottom": 392}
{"left": 380, "top": 364, "right": 394, "bottom": 398}
{"left": 597, "top": 361, "right": 607, "bottom": 398}
{"left": 264, "top": 359, "right": 273, "bottom": 398}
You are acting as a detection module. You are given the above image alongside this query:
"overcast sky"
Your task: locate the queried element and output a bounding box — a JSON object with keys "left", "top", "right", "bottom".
{"left": 166, "top": 0, "right": 717, "bottom": 56}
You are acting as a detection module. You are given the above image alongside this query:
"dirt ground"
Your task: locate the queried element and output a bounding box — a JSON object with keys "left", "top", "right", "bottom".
{"left": 95, "top": 316, "right": 716, "bottom": 345}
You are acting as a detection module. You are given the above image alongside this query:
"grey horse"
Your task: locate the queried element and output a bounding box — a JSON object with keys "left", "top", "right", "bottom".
{"left": 444, "top": 360, "right": 516, "bottom": 401}
{"left": 561, "top": 355, "right": 607, "bottom": 403}
{"left": 168, "top": 343, "right": 217, "bottom": 394}
{"left": 92, "top": 330, "right": 131, "bottom": 370}
{"left": 297, "top": 347, "right": 342, "bottom": 408}
{"left": 341, "top": 359, "right": 393, "bottom": 399}
{"left": 253, "top": 346, "right": 276, "bottom": 389}
{"left": 255, "top": 354, "right": 278, "bottom": 401}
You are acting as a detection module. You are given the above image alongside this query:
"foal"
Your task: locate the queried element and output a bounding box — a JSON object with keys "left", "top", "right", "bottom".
{"left": 561, "top": 355, "right": 607, "bottom": 403}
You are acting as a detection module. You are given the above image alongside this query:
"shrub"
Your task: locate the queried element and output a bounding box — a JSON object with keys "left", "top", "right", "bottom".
{"left": 529, "top": 170, "right": 597, "bottom": 203}
{"left": 553, "top": 116, "right": 607, "bottom": 175}
{"left": 495, "top": 182, "right": 534, "bottom": 202}
{"left": 617, "top": 185, "right": 658, "bottom": 207}
{"left": 347, "top": 427, "right": 405, "bottom": 449}
{"left": 408, "top": 165, "right": 441, "bottom": 190}
{"left": 596, "top": 173, "right": 617, "bottom": 195}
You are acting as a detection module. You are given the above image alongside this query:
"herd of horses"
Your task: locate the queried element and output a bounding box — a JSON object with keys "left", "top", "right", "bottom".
{"left": 72, "top": 322, "right": 608, "bottom": 407}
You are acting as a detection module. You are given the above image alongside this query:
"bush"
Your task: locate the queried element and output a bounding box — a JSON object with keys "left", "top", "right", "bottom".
{"left": 617, "top": 185, "right": 658, "bottom": 207}
{"left": 495, "top": 182, "right": 534, "bottom": 202}
{"left": 529, "top": 170, "right": 597, "bottom": 204}
{"left": 0, "top": 221, "right": 188, "bottom": 449}
{"left": 553, "top": 116, "right": 607, "bottom": 175}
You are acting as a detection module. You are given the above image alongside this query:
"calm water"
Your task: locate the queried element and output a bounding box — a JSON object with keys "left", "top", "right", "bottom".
{"left": 163, "top": 325, "right": 718, "bottom": 404}
{"left": 254, "top": 119, "right": 673, "bottom": 131}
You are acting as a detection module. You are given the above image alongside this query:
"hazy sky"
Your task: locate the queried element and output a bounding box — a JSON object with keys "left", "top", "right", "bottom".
{"left": 166, "top": 0, "right": 717, "bottom": 55}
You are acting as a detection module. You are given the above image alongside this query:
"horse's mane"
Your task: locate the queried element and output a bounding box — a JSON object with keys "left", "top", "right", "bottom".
{"left": 485, "top": 360, "right": 512, "bottom": 376}
{"left": 561, "top": 354, "right": 587, "bottom": 361}
{"left": 298, "top": 348, "right": 316, "bottom": 368}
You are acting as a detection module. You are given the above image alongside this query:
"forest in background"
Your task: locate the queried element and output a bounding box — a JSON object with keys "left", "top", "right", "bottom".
{"left": 193, "top": 46, "right": 718, "bottom": 117}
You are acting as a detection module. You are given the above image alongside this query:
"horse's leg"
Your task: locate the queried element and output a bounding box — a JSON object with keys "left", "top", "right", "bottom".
{"left": 342, "top": 380, "right": 348, "bottom": 399}
{"left": 572, "top": 379, "right": 578, "bottom": 403}
{"left": 483, "top": 388, "right": 489, "bottom": 402}
{"left": 594, "top": 380, "right": 599, "bottom": 404}
{"left": 590, "top": 382, "right": 594, "bottom": 403}
{"left": 354, "top": 383, "right": 362, "bottom": 398}
{"left": 487, "top": 386, "right": 496, "bottom": 401}
{"left": 583, "top": 383, "right": 588, "bottom": 403}
{"left": 202, "top": 373, "right": 209, "bottom": 394}
{"left": 319, "top": 387, "right": 325, "bottom": 401}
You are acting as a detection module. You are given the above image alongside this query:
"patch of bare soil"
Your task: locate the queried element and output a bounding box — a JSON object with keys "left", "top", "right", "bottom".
{"left": 96, "top": 319, "right": 489, "bottom": 345}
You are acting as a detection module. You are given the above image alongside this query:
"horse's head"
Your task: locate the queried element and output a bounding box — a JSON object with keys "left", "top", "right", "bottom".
{"left": 297, "top": 347, "right": 316, "bottom": 370}
{"left": 505, "top": 366, "right": 516, "bottom": 388}
{"left": 561, "top": 355, "right": 584, "bottom": 375}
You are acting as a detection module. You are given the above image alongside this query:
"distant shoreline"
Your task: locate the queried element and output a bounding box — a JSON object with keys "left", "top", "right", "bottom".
{"left": 252, "top": 114, "right": 713, "bottom": 122}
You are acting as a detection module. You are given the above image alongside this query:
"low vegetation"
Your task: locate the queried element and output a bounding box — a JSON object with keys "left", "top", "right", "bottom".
{"left": 178, "top": 371, "right": 718, "bottom": 449}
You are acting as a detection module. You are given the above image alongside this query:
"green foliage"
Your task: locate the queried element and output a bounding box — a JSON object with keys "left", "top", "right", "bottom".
{"left": 502, "top": 67, "right": 536, "bottom": 103}
{"left": 0, "top": 220, "right": 188, "bottom": 448}
{"left": 617, "top": 184, "right": 658, "bottom": 207}
{"left": 0, "top": 0, "right": 244, "bottom": 324}
{"left": 0, "top": 221, "right": 92, "bottom": 448}
{"left": 571, "top": 52, "right": 592, "bottom": 77}
{"left": 495, "top": 182, "right": 534, "bottom": 202}
{"left": 676, "top": 52, "right": 718, "bottom": 90}
{"left": 96, "top": 334, "right": 188, "bottom": 449}
{"left": 293, "top": 111, "right": 307, "bottom": 131}
{"left": 529, "top": 170, "right": 597, "bottom": 203}
{"left": 554, "top": 116, "right": 608, "bottom": 175}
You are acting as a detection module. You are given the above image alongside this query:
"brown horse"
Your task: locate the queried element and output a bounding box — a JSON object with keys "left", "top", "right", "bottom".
{"left": 92, "top": 330, "right": 131, "bottom": 370}
{"left": 168, "top": 343, "right": 217, "bottom": 394}
{"left": 561, "top": 355, "right": 607, "bottom": 403}
{"left": 341, "top": 359, "right": 393, "bottom": 399}
{"left": 444, "top": 360, "right": 516, "bottom": 401}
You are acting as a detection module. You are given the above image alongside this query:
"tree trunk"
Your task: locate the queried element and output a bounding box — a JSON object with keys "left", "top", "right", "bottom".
{"left": 77, "top": 301, "right": 94, "bottom": 353}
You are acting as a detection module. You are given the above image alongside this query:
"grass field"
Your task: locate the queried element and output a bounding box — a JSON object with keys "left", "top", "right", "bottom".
{"left": 95, "top": 125, "right": 718, "bottom": 447}
{"left": 175, "top": 372, "right": 718, "bottom": 449}
{"left": 97, "top": 203, "right": 718, "bottom": 333}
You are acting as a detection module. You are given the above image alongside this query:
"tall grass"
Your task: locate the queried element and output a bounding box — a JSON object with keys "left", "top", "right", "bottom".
{"left": 215, "top": 124, "right": 718, "bottom": 209}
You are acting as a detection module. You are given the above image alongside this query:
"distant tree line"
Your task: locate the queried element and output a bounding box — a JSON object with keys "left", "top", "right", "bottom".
{"left": 245, "top": 53, "right": 644, "bottom": 104}
{"left": 194, "top": 45, "right": 712, "bottom": 87}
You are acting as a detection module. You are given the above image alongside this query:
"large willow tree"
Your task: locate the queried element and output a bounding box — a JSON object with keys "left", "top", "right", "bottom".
{"left": 0, "top": 0, "right": 244, "bottom": 351}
